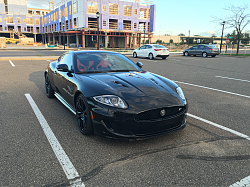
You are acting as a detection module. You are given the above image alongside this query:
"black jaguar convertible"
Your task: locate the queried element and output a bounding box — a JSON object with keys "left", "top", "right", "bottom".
{"left": 45, "top": 51, "right": 188, "bottom": 140}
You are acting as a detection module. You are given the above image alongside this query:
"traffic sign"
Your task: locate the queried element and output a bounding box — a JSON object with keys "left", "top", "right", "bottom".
{"left": 225, "top": 38, "right": 229, "bottom": 44}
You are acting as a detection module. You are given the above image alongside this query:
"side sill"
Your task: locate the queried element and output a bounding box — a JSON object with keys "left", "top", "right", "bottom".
{"left": 54, "top": 92, "right": 76, "bottom": 115}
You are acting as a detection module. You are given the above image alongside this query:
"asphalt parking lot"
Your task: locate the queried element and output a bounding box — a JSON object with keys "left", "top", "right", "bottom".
{"left": 1, "top": 55, "right": 250, "bottom": 187}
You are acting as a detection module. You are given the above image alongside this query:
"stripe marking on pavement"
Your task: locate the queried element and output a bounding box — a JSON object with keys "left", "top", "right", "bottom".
{"left": 9, "top": 60, "right": 15, "bottom": 67}
{"left": 25, "top": 94, "right": 85, "bottom": 187}
{"left": 174, "top": 80, "right": 250, "bottom": 99}
{"left": 188, "top": 113, "right": 250, "bottom": 187}
{"left": 216, "top": 76, "right": 250, "bottom": 83}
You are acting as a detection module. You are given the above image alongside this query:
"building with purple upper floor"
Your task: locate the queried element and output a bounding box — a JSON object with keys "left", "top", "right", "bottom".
{"left": 41, "top": 0, "right": 156, "bottom": 49}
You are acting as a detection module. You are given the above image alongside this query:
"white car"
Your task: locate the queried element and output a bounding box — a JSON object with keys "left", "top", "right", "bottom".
{"left": 133, "top": 44, "right": 170, "bottom": 60}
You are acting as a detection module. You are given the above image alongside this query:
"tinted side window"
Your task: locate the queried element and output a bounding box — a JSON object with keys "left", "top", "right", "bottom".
{"left": 140, "top": 45, "right": 146, "bottom": 49}
{"left": 60, "top": 54, "right": 73, "bottom": 70}
{"left": 198, "top": 46, "right": 205, "bottom": 49}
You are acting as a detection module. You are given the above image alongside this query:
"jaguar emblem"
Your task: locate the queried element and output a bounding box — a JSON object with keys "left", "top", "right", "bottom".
{"left": 160, "top": 109, "right": 166, "bottom": 116}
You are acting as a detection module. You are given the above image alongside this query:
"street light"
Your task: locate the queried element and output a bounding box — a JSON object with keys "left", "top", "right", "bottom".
{"left": 96, "top": 12, "right": 100, "bottom": 50}
{"left": 62, "top": 23, "right": 65, "bottom": 50}
{"left": 220, "top": 21, "right": 225, "bottom": 53}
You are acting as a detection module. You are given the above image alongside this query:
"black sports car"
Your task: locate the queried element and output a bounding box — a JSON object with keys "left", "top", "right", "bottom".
{"left": 45, "top": 51, "right": 188, "bottom": 140}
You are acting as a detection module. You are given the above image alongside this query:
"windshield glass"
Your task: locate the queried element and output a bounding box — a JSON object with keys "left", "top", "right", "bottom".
{"left": 75, "top": 53, "right": 141, "bottom": 73}
{"left": 153, "top": 45, "right": 166, "bottom": 48}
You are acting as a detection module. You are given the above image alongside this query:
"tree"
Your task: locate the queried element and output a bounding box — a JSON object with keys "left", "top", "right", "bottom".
{"left": 156, "top": 39, "right": 163, "bottom": 44}
{"left": 241, "top": 33, "right": 250, "bottom": 45}
{"left": 213, "top": 4, "right": 250, "bottom": 54}
{"left": 169, "top": 39, "right": 173, "bottom": 43}
{"left": 178, "top": 33, "right": 185, "bottom": 36}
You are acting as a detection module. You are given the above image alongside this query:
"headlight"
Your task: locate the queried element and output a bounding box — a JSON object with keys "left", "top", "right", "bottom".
{"left": 93, "top": 95, "right": 128, "bottom": 109}
{"left": 176, "top": 87, "right": 185, "bottom": 100}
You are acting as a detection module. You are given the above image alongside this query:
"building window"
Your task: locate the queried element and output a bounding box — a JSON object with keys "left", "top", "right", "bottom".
{"left": 103, "top": 21, "right": 106, "bottom": 26}
{"left": 36, "top": 19, "right": 39, "bottom": 25}
{"left": 148, "top": 22, "right": 150, "bottom": 31}
{"left": 4, "top": 18, "right": 6, "bottom": 22}
{"left": 0, "top": 16, "right": 2, "bottom": 23}
{"left": 109, "top": 19, "right": 118, "bottom": 29}
{"left": 17, "top": 17, "right": 21, "bottom": 23}
{"left": 73, "top": 2, "right": 78, "bottom": 14}
{"left": 23, "top": 18, "right": 26, "bottom": 23}
{"left": 26, "top": 18, "right": 33, "bottom": 25}
{"left": 28, "top": 10, "right": 32, "bottom": 15}
{"left": 134, "top": 23, "right": 137, "bottom": 29}
{"left": 103, "top": 5, "right": 106, "bottom": 12}
{"left": 134, "top": 9, "right": 137, "bottom": 15}
{"left": 123, "top": 20, "right": 131, "bottom": 30}
{"left": 123, "top": 5, "right": 132, "bottom": 16}
{"left": 69, "top": 5, "right": 71, "bottom": 15}
{"left": 59, "top": 10, "right": 61, "bottom": 19}
{"left": 65, "top": 6, "right": 68, "bottom": 17}
{"left": 87, "top": 1, "right": 98, "bottom": 14}
{"left": 139, "top": 8, "right": 147, "bottom": 19}
{"left": 36, "top": 11, "right": 40, "bottom": 15}
{"left": 109, "top": 3, "right": 118, "bottom": 15}
{"left": 7, "top": 17, "right": 14, "bottom": 23}
{"left": 54, "top": 13, "right": 56, "bottom": 21}
{"left": 148, "top": 9, "right": 150, "bottom": 19}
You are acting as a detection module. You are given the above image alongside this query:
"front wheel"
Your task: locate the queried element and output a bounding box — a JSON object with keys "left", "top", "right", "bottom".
{"left": 133, "top": 52, "right": 137, "bottom": 58}
{"left": 184, "top": 51, "right": 189, "bottom": 56}
{"left": 149, "top": 53, "right": 154, "bottom": 60}
{"left": 202, "top": 52, "right": 208, "bottom": 57}
{"left": 76, "top": 94, "right": 93, "bottom": 135}
{"left": 45, "top": 74, "right": 54, "bottom": 98}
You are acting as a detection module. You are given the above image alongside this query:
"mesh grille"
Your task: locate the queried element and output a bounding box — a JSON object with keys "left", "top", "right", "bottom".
{"left": 136, "top": 106, "right": 186, "bottom": 121}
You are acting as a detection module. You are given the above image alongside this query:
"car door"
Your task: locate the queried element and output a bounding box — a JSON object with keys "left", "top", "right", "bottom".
{"left": 196, "top": 45, "right": 205, "bottom": 55}
{"left": 53, "top": 53, "right": 77, "bottom": 107}
{"left": 137, "top": 45, "right": 146, "bottom": 57}
{"left": 191, "top": 46, "right": 199, "bottom": 55}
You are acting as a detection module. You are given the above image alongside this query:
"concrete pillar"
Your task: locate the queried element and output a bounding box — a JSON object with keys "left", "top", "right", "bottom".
{"left": 53, "top": 34, "right": 55, "bottom": 45}
{"left": 48, "top": 35, "right": 51, "bottom": 44}
{"left": 76, "top": 35, "right": 79, "bottom": 47}
{"left": 59, "top": 34, "right": 61, "bottom": 45}
{"left": 125, "top": 37, "right": 127, "bottom": 49}
{"left": 133, "top": 34, "right": 135, "bottom": 49}
{"left": 34, "top": 33, "right": 37, "bottom": 43}
{"left": 105, "top": 36, "right": 109, "bottom": 48}
{"left": 82, "top": 34, "right": 85, "bottom": 48}
{"left": 67, "top": 35, "right": 70, "bottom": 46}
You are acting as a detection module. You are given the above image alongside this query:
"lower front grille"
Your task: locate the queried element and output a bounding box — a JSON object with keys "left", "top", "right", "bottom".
{"left": 135, "top": 106, "right": 186, "bottom": 121}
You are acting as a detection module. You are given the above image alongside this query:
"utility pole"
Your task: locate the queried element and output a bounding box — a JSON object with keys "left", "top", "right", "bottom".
{"left": 188, "top": 30, "right": 190, "bottom": 48}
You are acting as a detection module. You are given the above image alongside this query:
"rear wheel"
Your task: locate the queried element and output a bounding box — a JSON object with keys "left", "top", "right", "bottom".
{"left": 184, "top": 51, "right": 189, "bottom": 56}
{"left": 45, "top": 74, "right": 54, "bottom": 98}
{"left": 149, "top": 53, "right": 154, "bottom": 60}
{"left": 202, "top": 52, "right": 208, "bottom": 57}
{"left": 76, "top": 94, "right": 93, "bottom": 135}
{"left": 133, "top": 52, "right": 137, "bottom": 58}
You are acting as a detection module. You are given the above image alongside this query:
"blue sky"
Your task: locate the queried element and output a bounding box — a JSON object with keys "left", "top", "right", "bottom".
{"left": 28, "top": 0, "right": 250, "bottom": 37}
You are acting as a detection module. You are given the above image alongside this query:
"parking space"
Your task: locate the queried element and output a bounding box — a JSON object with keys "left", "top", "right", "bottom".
{"left": 0, "top": 56, "right": 250, "bottom": 186}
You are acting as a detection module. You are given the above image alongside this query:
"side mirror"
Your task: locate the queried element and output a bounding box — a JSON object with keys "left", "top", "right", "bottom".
{"left": 57, "top": 64, "right": 68, "bottom": 72}
{"left": 136, "top": 62, "right": 143, "bottom": 68}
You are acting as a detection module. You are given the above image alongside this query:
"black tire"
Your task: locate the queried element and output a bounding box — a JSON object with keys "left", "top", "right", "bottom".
{"left": 184, "top": 51, "right": 189, "bottom": 56}
{"left": 76, "top": 94, "right": 93, "bottom": 135}
{"left": 133, "top": 52, "right": 137, "bottom": 58}
{"left": 149, "top": 53, "right": 154, "bottom": 60}
{"left": 45, "top": 74, "right": 54, "bottom": 98}
{"left": 202, "top": 52, "right": 208, "bottom": 57}
{"left": 162, "top": 57, "right": 167, "bottom": 60}
{"left": 193, "top": 55, "right": 196, "bottom": 57}
{"left": 211, "top": 55, "right": 216, "bottom": 57}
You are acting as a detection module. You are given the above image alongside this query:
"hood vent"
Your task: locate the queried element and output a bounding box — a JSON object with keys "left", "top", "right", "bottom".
{"left": 113, "top": 81, "right": 129, "bottom": 87}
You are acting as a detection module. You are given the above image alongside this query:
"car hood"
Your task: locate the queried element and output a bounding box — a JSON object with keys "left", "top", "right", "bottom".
{"left": 77, "top": 71, "right": 183, "bottom": 107}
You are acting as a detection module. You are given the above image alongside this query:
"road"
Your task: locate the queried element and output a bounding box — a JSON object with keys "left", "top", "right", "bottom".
{"left": 1, "top": 55, "right": 250, "bottom": 187}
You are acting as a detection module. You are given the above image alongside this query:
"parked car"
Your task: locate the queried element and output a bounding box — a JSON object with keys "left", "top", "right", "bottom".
{"left": 133, "top": 44, "right": 170, "bottom": 60}
{"left": 183, "top": 44, "right": 220, "bottom": 57}
{"left": 45, "top": 51, "right": 188, "bottom": 140}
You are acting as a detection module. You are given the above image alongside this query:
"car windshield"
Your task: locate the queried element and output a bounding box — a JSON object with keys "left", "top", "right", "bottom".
{"left": 75, "top": 53, "right": 141, "bottom": 73}
{"left": 207, "top": 45, "right": 217, "bottom": 48}
{"left": 153, "top": 45, "right": 166, "bottom": 48}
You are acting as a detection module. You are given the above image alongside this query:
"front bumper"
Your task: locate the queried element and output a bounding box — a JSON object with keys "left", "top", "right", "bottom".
{"left": 90, "top": 103, "right": 188, "bottom": 140}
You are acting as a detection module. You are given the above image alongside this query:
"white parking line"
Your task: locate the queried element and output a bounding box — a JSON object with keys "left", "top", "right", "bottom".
{"left": 174, "top": 80, "right": 250, "bottom": 99}
{"left": 188, "top": 113, "right": 250, "bottom": 187}
{"left": 25, "top": 94, "right": 84, "bottom": 187}
{"left": 216, "top": 76, "right": 250, "bottom": 83}
{"left": 9, "top": 60, "right": 15, "bottom": 67}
